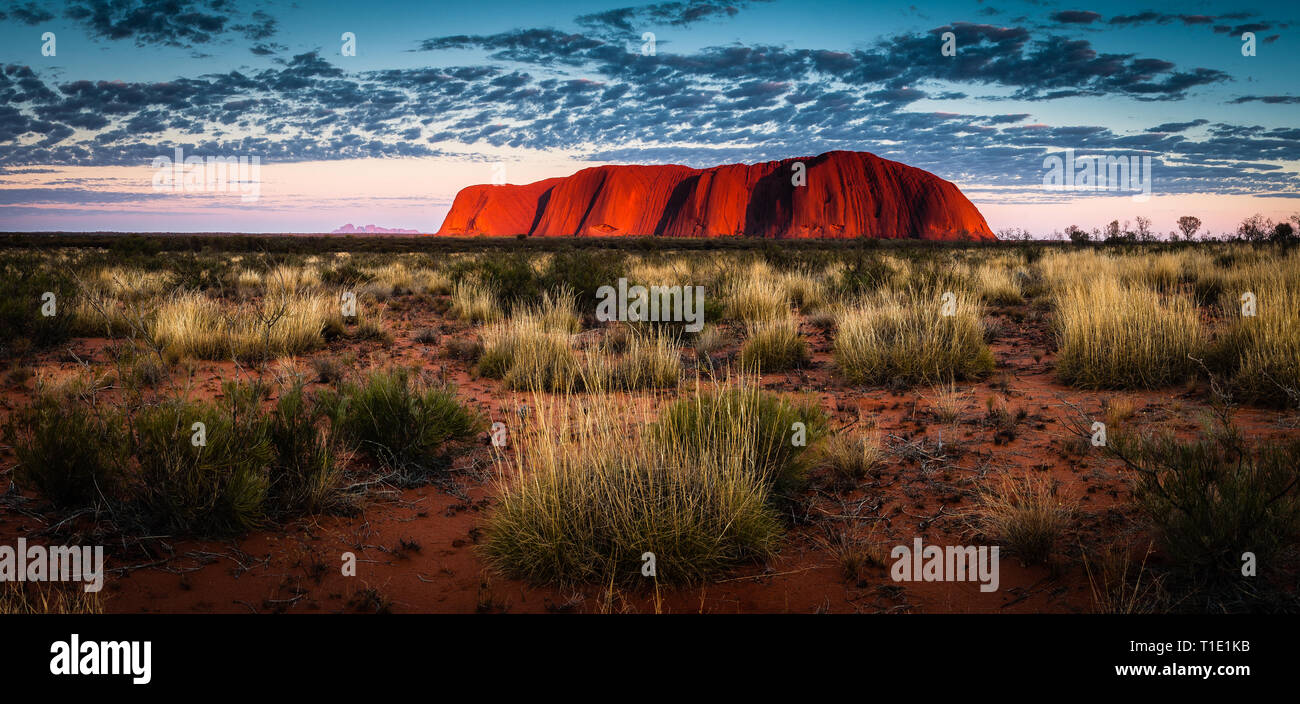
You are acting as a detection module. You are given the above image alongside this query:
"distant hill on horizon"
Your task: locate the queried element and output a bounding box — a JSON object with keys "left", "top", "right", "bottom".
{"left": 332, "top": 223, "right": 422, "bottom": 234}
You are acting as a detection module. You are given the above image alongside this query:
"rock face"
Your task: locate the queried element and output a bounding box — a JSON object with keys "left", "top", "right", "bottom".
{"left": 436, "top": 151, "right": 995, "bottom": 240}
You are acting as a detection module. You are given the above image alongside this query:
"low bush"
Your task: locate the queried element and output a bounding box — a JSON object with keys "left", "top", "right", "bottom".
{"left": 267, "top": 383, "right": 343, "bottom": 515}
{"left": 131, "top": 384, "right": 275, "bottom": 535}
{"left": 4, "top": 392, "right": 127, "bottom": 509}
{"left": 1112, "top": 417, "right": 1300, "bottom": 586}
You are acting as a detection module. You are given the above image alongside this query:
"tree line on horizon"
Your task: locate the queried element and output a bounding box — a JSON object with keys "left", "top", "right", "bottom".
{"left": 1000, "top": 213, "right": 1300, "bottom": 244}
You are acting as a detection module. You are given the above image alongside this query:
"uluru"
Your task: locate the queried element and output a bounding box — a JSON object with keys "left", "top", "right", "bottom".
{"left": 436, "top": 151, "right": 995, "bottom": 240}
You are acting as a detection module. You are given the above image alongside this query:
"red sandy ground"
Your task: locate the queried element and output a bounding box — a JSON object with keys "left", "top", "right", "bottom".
{"left": 2, "top": 295, "right": 1295, "bottom": 614}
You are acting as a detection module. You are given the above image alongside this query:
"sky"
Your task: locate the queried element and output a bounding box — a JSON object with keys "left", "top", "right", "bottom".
{"left": 0, "top": 0, "right": 1297, "bottom": 236}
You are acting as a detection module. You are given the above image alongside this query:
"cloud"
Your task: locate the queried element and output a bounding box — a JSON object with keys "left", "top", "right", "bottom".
{"left": 7, "top": 2, "right": 55, "bottom": 24}
{"left": 576, "top": 0, "right": 773, "bottom": 34}
{"left": 56, "top": 0, "right": 279, "bottom": 48}
{"left": 1049, "top": 10, "right": 1101, "bottom": 24}
{"left": 426, "top": 21, "right": 1229, "bottom": 101}
{"left": 1106, "top": 10, "right": 1285, "bottom": 36}
{"left": 1230, "top": 95, "right": 1300, "bottom": 104}
{"left": 1146, "top": 119, "right": 1209, "bottom": 133}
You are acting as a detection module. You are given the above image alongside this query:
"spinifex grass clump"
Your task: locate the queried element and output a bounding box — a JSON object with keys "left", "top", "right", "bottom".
{"left": 775, "top": 269, "right": 827, "bottom": 312}
{"left": 971, "top": 472, "right": 1073, "bottom": 565}
{"left": 359, "top": 261, "right": 451, "bottom": 298}
{"left": 739, "top": 316, "right": 809, "bottom": 372}
{"left": 4, "top": 390, "right": 127, "bottom": 509}
{"left": 833, "top": 288, "right": 994, "bottom": 386}
{"left": 449, "top": 280, "right": 502, "bottom": 323}
{"left": 324, "top": 367, "right": 483, "bottom": 484}
{"left": 0, "top": 583, "right": 103, "bottom": 615}
{"left": 477, "top": 315, "right": 580, "bottom": 392}
{"left": 582, "top": 327, "right": 682, "bottom": 392}
{"left": 475, "top": 291, "right": 583, "bottom": 391}
{"left": 651, "top": 384, "right": 828, "bottom": 498}
{"left": 815, "top": 431, "right": 885, "bottom": 488}
{"left": 969, "top": 261, "right": 1024, "bottom": 305}
{"left": 1053, "top": 278, "right": 1203, "bottom": 389}
{"left": 725, "top": 262, "right": 792, "bottom": 322}
{"left": 482, "top": 394, "right": 783, "bottom": 585}
{"left": 151, "top": 290, "right": 337, "bottom": 361}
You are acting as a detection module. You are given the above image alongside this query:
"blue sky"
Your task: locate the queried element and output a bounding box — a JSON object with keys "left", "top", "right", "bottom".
{"left": 1, "top": 0, "right": 1296, "bottom": 233}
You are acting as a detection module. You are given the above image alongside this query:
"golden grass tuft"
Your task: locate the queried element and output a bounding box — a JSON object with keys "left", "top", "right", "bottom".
{"left": 478, "top": 316, "right": 579, "bottom": 392}
{"left": 450, "top": 280, "right": 503, "bottom": 323}
{"left": 833, "top": 288, "right": 994, "bottom": 386}
{"left": 1053, "top": 277, "right": 1203, "bottom": 388}
{"left": 925, "top": 380, "right": 966, "bottom": 424}
{"left": 0, "top": 583, "right": 104, "bottom": 614}
{"left": 264, "top": 264, "right": 321, "bottom": 295}
{"left": 151, "top": 291, "right": 336, "bottom": 361}
{"left": 725, "top": 262, "right": 791, "bottom": 322}
{"left": 815, "top": 431, "right": 885, "bottom": 485}
{"left": 1211, "top": 265, "right": 1300, "bottom": 406}
{"left": 971, "top": 472, "right": 1073, "bottom": 565}
{"left": 481, "top": 392, "right": 783, "bottom": 585}
{"left": 971, "top": 262, "right": 1023, "bottom": 305}
{"left": 583, "top": 327, "right": 681, "bottom": 392}
{"left": 738, "top": 316, "right": 809, "bottom": 372}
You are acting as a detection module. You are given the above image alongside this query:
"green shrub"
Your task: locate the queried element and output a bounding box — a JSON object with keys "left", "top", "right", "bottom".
{"left": 0, "top": 256, "right": 75, "bottom": 356}
{"left": 131, "top": 385, "right": 274, "bottom": 535}
{"left": 836, "top": 253, "right": 893, "bottom": 297}
{"left": 1114, "top": 421, "right": 1300, "bottom": 585}
{"left": 164, "top": 254, "right": 231, "bottom": 291}
{"left": 449, "top": 254, "right": 540, "bottom": 307}
{"left": 539, "top": 250, "right": 626, "bottom": 313}
{"left": 4, "top": 393, "right": 127, "bottom": 508}
{"left": 267, "top": 383, "right": 342, "bottom": 515}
